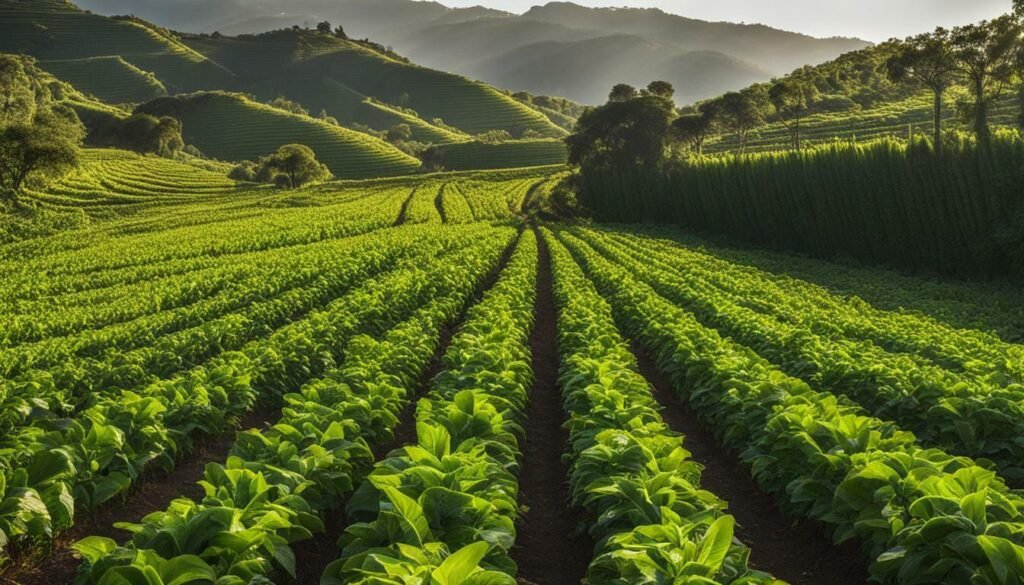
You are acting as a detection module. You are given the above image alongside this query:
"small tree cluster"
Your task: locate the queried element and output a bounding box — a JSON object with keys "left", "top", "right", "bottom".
{"left": 229, "top": 144, "right": 331, "bottom": 189}
{"left": 91, "top": 113, "right": 184, "bottom": 157}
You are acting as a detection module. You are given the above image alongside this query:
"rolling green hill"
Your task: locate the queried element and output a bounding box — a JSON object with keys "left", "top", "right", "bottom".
{"left": 39, "top": 56, "right": 167, "bottom": 104}
{"left": 72, "top": 0, "right": 870, "bottom": 107}
{"left": 181, "top": 29, "right": 566, "bottom": 139}
{"left": 1, "top": 1, "right": 570, "bottom": 174}
{"left": 0, "top": 0, "right": 233, "bottom": 92}
{"left": 136, "top": 92, "right": 422, "bottom": 179}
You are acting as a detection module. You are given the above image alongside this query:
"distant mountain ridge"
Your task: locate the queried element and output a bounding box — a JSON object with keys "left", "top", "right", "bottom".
{"left": 74, "top": 0, "right": 871, "bottom": 104}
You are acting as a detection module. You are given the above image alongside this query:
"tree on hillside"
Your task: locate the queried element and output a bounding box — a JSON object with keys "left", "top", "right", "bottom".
{"left": 886, "top": 29, "right": 959, "bottom": 153}
{"left": 119, "top": 114, "right": 184, "bottom": 157}
{"left": 643, "top": 81, "right": 675, "bottom": 101}
{"left": 0, "top": 105, "right": 84, "bottom": 204}
{"left": 268, "top": 97, "right": 309, "bottom": 116}
{"left": 769, "top": 77, "right": 818, "bottom": 149}
{"left": 568, "top": 93, "right": 676, "bottom": 168}
{"left": 386, "top": 124, "right": 413, "bottom": 144}
{"left": 255, "top": 144, "right": 331, "bottom": 188}
{"left": 949, "top": 15, "right": 1021, "bottom": 143}
{"left": 608, "top": 84, "right": 639, "bottom": 103}
{"left": 317, "top": 21, "right": 332, "bottom": 34}
{"left": 671, "top": 112, "right": 715, "bottom": 155}
{"left": 718, "top": 88, "right": 769, "bottom": 153}
{"left": 334, "top": 25, "right": 348, "bottom": 40}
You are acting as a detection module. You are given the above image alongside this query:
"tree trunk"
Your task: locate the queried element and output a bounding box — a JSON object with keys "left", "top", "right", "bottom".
{"left": 974, "top": 82, "right": 990, "bottom": 146}
{"left": 795, "top": 117, "right": 801, "bottom": 150}
{"left": 933, "top": 88, "right": 943, "bottom": 155}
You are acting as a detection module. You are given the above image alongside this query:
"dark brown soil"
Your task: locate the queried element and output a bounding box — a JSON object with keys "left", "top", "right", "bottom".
{"left": 434, "top": 184, "right": 448, "bottom": 224}
{"left": 512, "top": 231, "right": 593, "bottom": 585}
{"left": 394, "top": 186, "right": 418, "bottom": 226}
{"left": 295, "top": 508, "right": 349, "bottom": 585}
{"left": 630, "top": 347, "right": 870, "bottom": 585}
{"left": 2, "top": 410, "right": 274, "bottom": 585}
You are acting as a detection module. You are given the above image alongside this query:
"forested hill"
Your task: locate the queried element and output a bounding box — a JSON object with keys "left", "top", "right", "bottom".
{"left": 73, "top": 0, "right": 870, "bottom": 104}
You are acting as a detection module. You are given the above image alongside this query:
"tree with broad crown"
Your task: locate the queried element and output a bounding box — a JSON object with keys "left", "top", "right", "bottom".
{"left": 671, "top": 112, "right": 715, "bottom": 155}
{"left": 886, "top": 29, "right": 959, "bottom": 154}
{"left": 256, "top": 144, "right": 331, "bottom": 189}
{"left": 643, "top": 81, "right": 675, "bottom": 101}
{"left": 317, "top": 21, "right": 332, "bottom": 34}
{"left": 568, "top": 93, "right": 676, "bottom": 168}
{"left": 718, "top": 88, "right": 769, "bottom": 153}
{"left": 608, "top": 84, "right": 639, "bottom": 103}
{"left": 949, "top": 15, "right": 1021, "bottom": 144}
{"left": 0, "top": 106, "right": 84, "bottom": 204}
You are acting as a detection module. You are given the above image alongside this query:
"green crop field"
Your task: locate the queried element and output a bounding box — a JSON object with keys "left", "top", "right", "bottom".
{"left": 0, "top": 140, "right": 1022, "bottom": 585}
{"left": 436, "top": 139, "right": 569, "bottom": 170}
{"left": 3, "top": 1, "right": 1024, "bottom": 584}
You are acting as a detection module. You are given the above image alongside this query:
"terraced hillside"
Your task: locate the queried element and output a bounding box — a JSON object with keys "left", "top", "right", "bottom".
{"left": 136, "top": 92, "right": 423, "bottom": 179}
{"left": 25, "top": 149, "right": 236, "bottom": 217}
{"left": 708, "top": 90, "right": 1022, "bottom": 153}
{"left": 0, "top": 0, "right": 232, "bottom": 91}
{"left": 38, "top": 56, "right": 168, "bottom": 104}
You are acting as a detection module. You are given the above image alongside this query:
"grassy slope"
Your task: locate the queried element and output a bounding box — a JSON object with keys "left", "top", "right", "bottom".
{"left": 183, "top": 30, "right": 567, "bottom": 139}
{"left": 0, "top": 0, "right": 233, "bottom": 92}
{"left": 39, "top": 56, "right": 168, "bottom": 104}
{"left": 136, "top": 92, "right": 422, "bottom": 179}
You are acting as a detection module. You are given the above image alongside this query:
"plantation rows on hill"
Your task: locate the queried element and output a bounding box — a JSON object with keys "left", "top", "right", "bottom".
{"left": 707, "top": 91, "right": 1022, "bottom": 153}
{"left": 0, "top": 165, "right": 1023, "bottom": 585}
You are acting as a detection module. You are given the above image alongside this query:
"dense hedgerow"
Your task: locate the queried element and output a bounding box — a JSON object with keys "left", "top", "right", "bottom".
{"left": 578, "top": 132, "right": 1024, "bottom": 278}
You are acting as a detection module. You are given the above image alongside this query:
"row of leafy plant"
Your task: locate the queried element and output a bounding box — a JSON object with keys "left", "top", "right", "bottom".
{"left": 638, "top": 227, "right": 1024, "bottom": 343}
{"left": 573, "top": 228, "right": 1024, "bottom": 483}
{"left": 0, "top": 225, "right": 507, "bottom": 569}
{"left": 542, "top": 229, "right": 781, "bottom": 584}
{"left": 597, "top": 228, "right": 1024, "bottom": 376}
{"left": 70, "top": 225, "right": 512, "bottom": 584}
{"left": 0, "top": 229, "right": 430, "bottom": 427}
{"left": 321, "top": 230, "right": 538, "bottom": 584}
{"left": 557, "top": 229, "right": 1024, "bottom": 584}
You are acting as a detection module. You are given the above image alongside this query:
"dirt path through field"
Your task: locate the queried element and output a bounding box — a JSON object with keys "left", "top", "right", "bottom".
{"left": 512, "top": 230, "right": 592, "bottom": 585}
{"left": 630, "top": 345, "right": 870, "bottom": 585}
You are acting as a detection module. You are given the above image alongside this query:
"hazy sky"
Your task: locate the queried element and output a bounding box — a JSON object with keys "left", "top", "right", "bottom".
{"left": 439, "top": 0, "right": 1013, "bottom": 41}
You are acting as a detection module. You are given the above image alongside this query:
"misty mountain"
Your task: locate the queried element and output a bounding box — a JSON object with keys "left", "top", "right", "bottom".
{"left": 74, "top": 0, "right": 870, "bottom": 104}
